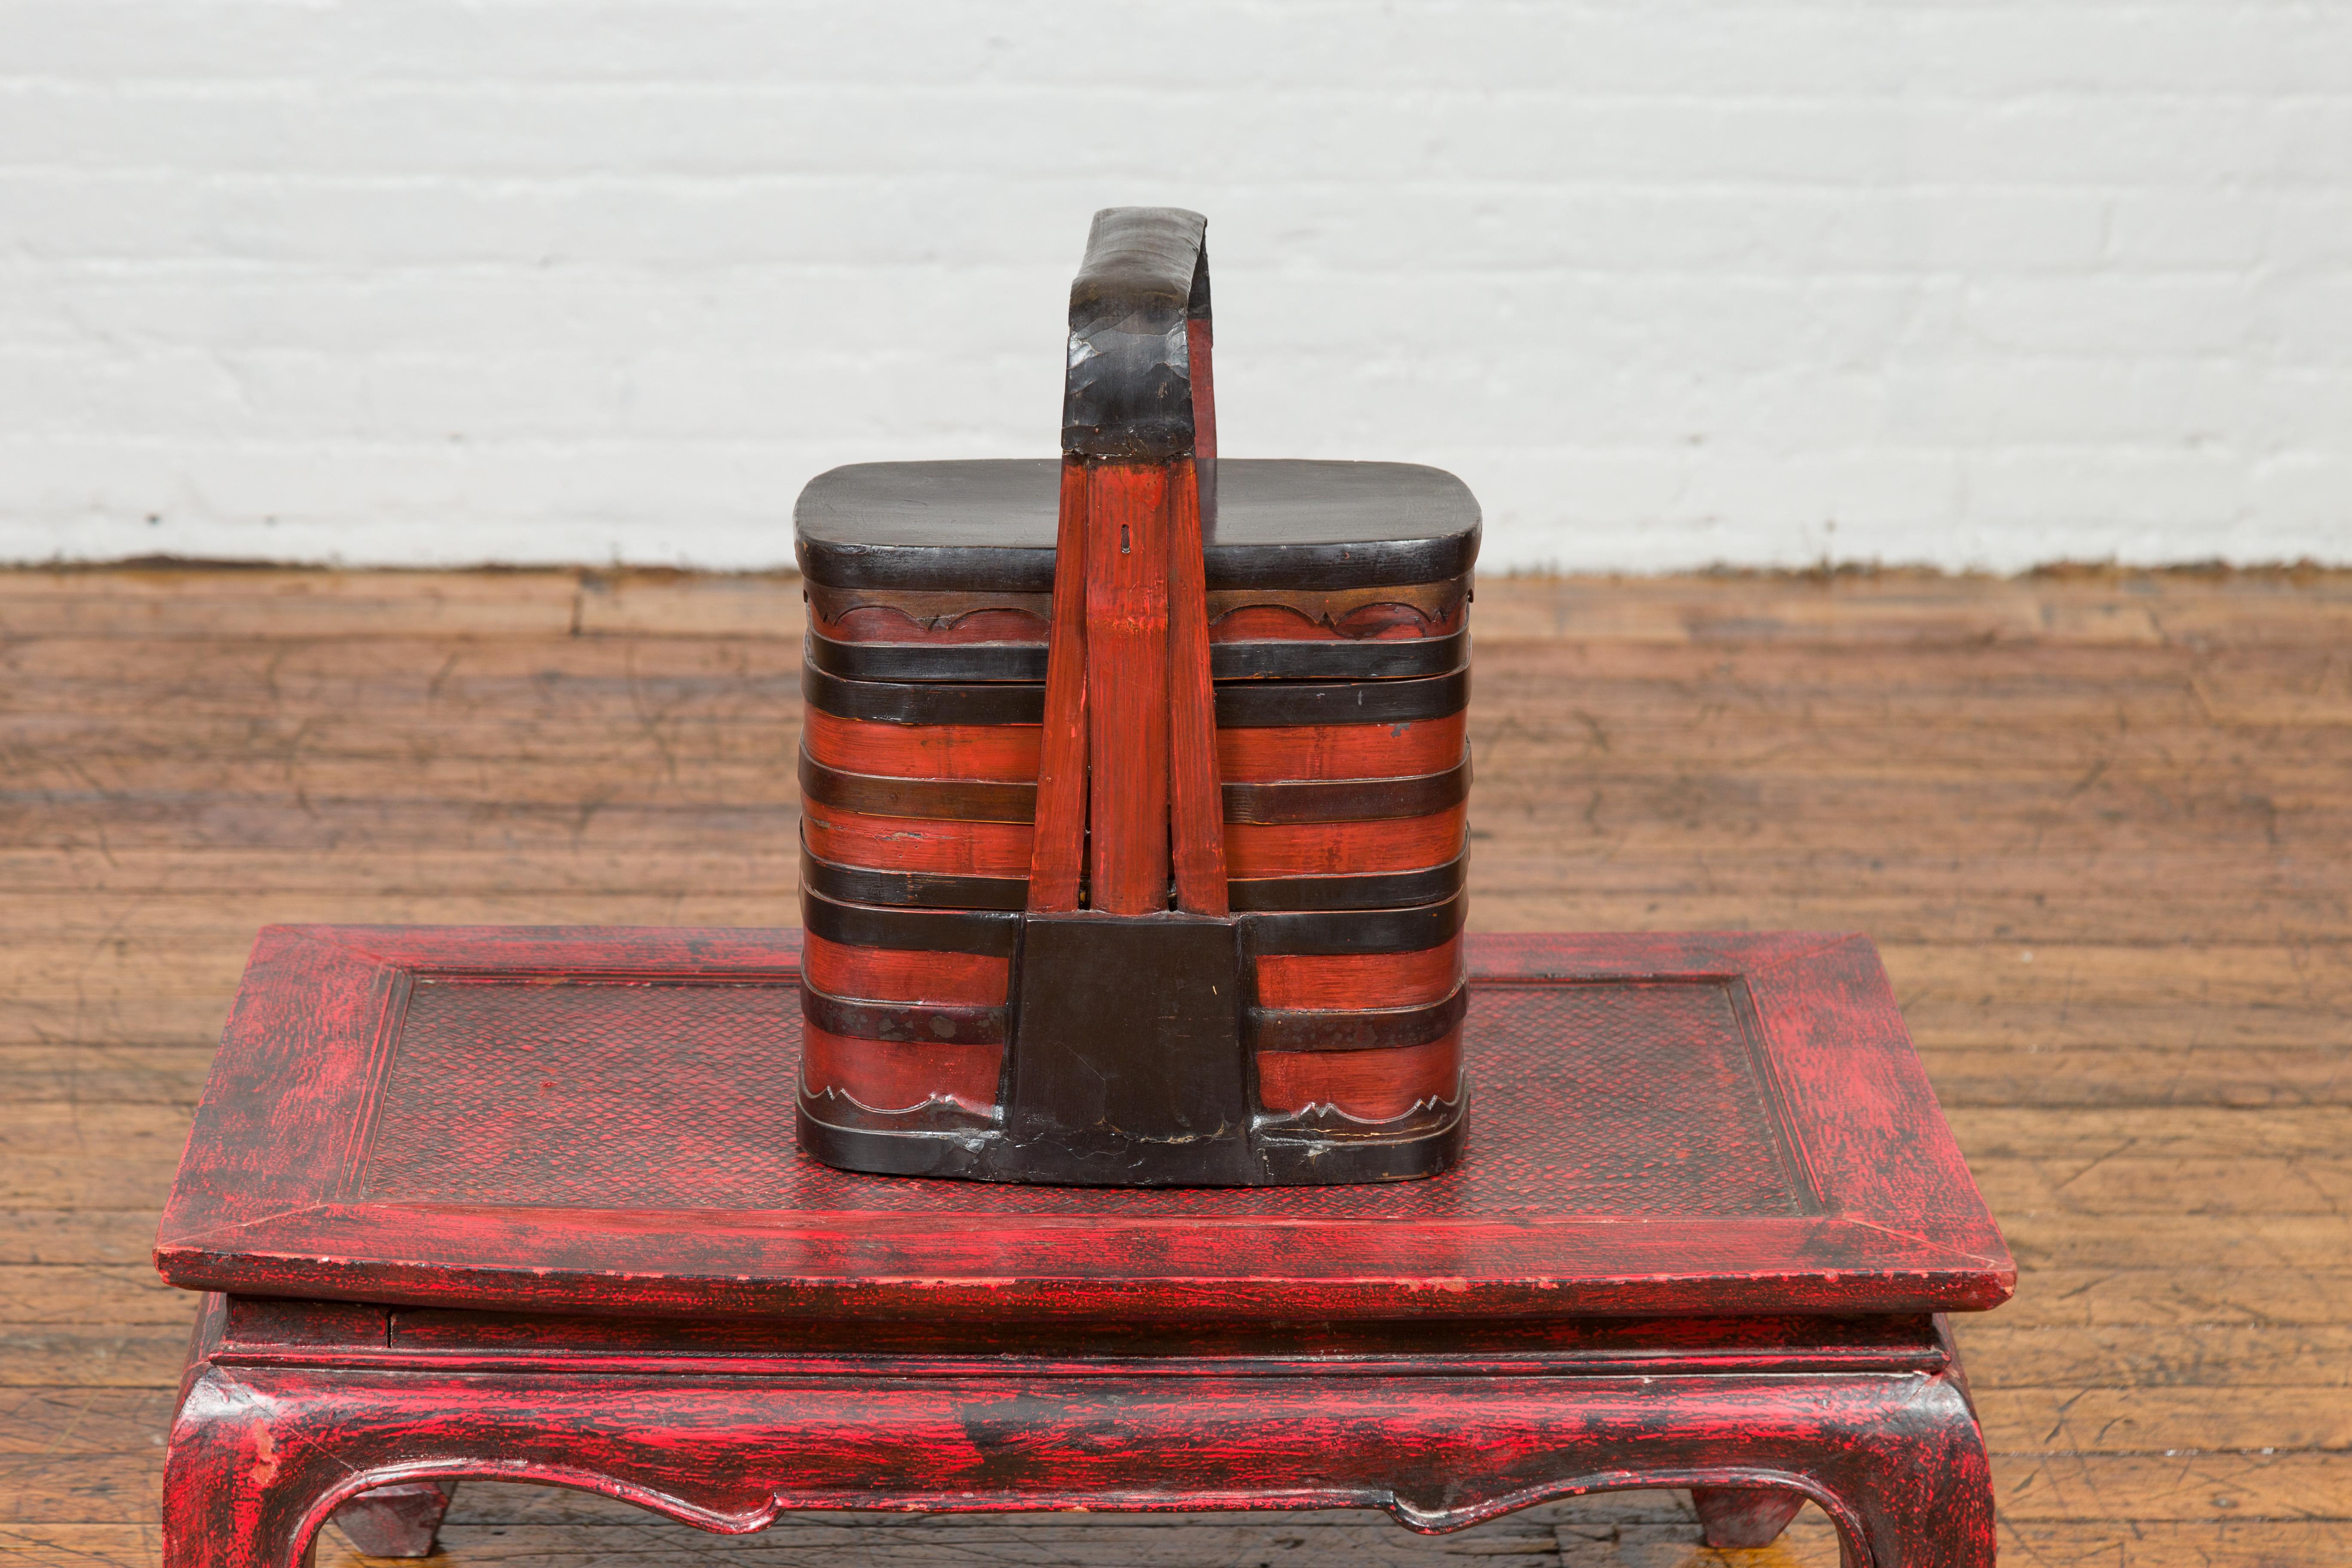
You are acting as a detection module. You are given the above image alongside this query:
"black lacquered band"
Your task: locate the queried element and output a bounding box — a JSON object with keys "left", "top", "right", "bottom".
{"left": 801, "top": 843, "right": 1029, "bottom": 912}
{"left": 1223, "top": 754, "right": 1469, "bottom": 825}
{"left": 1215, "top": 665, "right": 1468, "bottom": 728}
{"left": 801, "top": 985, "right": 1008, "bottom": 1045}
{"left": 1212, "top": 627, "right": 1467, "bottom": 682}
{"left": 808, "top": 659, "right": 1468, "bottom": 729}
{"left": 810, "top": 631, "right": 1047, "bottom": 684}
{"left": 802, "top": 884, "right": 1461, "bottom": 959}
{"left": 800, "top": 886, "right": 1020, "bottom": 957}
{"left": 1253, "top": 1088, "right": 1466, "bottom": 1152}
{"left": 1241, "top": 890, "right": 1467, "bottom": 957}
{"left": 803, "top": 750, "right": 1467, "bottom": 829}
{"left": 803, "top": 664, "right": 1045, "bottom": 726}
{"left": 1227, "top": 852, "right": 1468, "bottom": 912}
{"left": 807, "top": 626, "right": 1470, "bottom": 686}
{"left": 798, "top": 1092, "right": 1464, "bottom": 1181}
{"left": 801, "top": 841, "right": 1465, "bottom": 916}
{"left": 800, "top": 751, "right": 1039, "bottom": 824}
{"left": 1250, "top": 985, "right": 1468, "bottom": 1052}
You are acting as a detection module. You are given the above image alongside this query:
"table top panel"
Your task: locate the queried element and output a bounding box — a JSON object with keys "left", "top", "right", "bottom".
{"left": 363, "top": 975, "right": 1801, "bottom": 1221}
{"left": 157, "top": 927, "right": 2012, "bottom": 1321}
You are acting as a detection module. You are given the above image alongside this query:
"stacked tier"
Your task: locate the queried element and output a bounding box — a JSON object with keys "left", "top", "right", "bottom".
{"left": 795, "top": 457, "right": 1478, "bottom": 1156}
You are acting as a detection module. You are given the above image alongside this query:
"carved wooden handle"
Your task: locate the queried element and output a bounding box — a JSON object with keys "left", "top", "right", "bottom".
{"left": 1061, "top": 207, "right": 1216, "bottom": 464}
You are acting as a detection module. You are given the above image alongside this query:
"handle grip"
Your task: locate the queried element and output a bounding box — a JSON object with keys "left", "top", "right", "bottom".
{"left": 1061, "top": 207, "right": 1213, "bottom": 462}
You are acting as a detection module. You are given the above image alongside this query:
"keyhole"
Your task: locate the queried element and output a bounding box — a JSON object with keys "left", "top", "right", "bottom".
{"left": 1121, "top": 524, "right": 1131, "bottom": 554}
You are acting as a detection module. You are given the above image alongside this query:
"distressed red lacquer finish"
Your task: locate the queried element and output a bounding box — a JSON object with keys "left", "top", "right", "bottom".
{"left": 1164, "top": 456, "right": 1228, "bottom": 915}
{"left": 158, "top": 926, "right": 2007, "bottom": 1565}
{"left": 1026, "top": 455, "right": 1092, "bottom": 912}
{"left": 167, "top": 1299, "right": 1993, "bottom": 1568}
{"left": 1081, "top": 459, "right": 1173, "bottom": 913}
{"left": 158, "top": 926, "right": 2010, "bottom": 1319}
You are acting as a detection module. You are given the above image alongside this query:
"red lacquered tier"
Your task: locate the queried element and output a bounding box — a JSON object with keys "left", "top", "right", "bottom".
{"left": 156, "top": 928, "right": 2012, "bottom": 1323}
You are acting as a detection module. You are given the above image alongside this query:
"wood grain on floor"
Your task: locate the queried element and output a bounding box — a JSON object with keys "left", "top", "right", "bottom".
{"left": 2, "top": 565, "right": 2346, "bottom": 1567}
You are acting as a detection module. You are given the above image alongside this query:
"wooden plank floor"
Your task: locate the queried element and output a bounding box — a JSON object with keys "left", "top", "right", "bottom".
{"left": 3, "top": 564, "right": 2346, "bottom": 1567}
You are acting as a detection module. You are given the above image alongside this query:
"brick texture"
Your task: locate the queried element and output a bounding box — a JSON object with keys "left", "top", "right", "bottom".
{"left": 1, "top": 1, "right": 2346, "bottom": 570}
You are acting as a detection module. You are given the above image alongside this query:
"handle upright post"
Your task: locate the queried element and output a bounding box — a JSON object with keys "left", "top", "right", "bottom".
{"left": 1029, "top": 208, "right": 1226, "bottom": 915}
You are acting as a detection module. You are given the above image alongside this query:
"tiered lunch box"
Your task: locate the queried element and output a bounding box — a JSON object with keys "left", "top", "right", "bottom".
{"left": 793, "top": 209, "right": 1477, "bottom": 1185}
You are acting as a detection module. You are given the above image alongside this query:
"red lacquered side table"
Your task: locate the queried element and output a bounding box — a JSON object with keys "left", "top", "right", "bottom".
{"left": 156, "top": 927, "right": 2012, "bottom": 1568}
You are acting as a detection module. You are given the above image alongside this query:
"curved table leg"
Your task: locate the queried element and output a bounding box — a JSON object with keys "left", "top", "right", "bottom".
{"left": 163, "top": 1359, "right": 1991, "bottom": 1568}
{"left": 161, "top": 1363, "right": 783, "bottom": 1568}
{"left": 1673, "top": 1320, "right": 1997, "bottom": 1564}
{"left": 165, "top": 1369, "right": 332, "bottom": 1568}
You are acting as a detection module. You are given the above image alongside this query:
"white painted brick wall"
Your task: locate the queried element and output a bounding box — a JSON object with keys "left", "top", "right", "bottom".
{"left": 3, "top": 0, "right": 2348, "bottom": 572}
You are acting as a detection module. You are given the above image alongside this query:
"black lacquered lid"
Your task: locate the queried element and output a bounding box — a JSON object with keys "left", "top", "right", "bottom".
{"left": 795, "top": 458, "right": 1480, "bottom": 592}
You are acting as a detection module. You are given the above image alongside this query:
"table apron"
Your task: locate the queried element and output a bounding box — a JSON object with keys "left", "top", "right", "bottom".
{"left": 166, "top": 1358, "right": 1991, "bottom": 1542}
